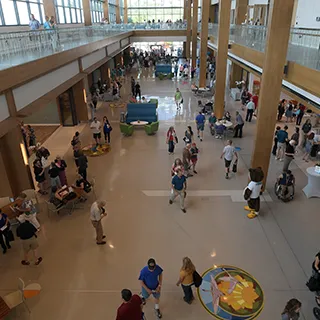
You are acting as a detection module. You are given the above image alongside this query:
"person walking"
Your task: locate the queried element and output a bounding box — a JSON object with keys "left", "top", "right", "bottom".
{"left": 190, "top": 143, "right": 199, "bottom": 174}
{"left": 195, "top": 111, "right": 206, "bottom": 141}
{"left": 169, "top": 168, "right": 187, "bottom": 213}
{"left": 220, "top": 140, "right": 238, "bottom": 179}
{"left": 90, "top": 117, "right": 102, "bottom": 145}
{"left": 103, "top": 116, "right": 112, "bottom": 143}
{"left": 281, "top": 298, "right": 301, "bottom": 320}
{"left": 116, "top": 289, "right": 143, "bottom": 320}
{"left": 139, "top": 258, "right": 163, "bottom": 318}
{"left": 166, "top": 126, "right": 177, "bottom": 155}
{"left": 272, "top": 126, "right": 281, "bottom": 156}
{"left": 135, "top": 82, "right": 141, "bottom": 99}
{"left": 283, "top": 140, "right": 296, "bottom": 172}
{"left": 131, "top": 77, "right": 136, "bottom": 96}
{"left": 182, "top": 144, "right": 192, "bottom": 177}
{"left": 176, "top": 257, "right": 195, "bottom": 304}
{"left": 0, "top": 210, "right": 11, "bottom": 254}
{"left": 233, "top": 111, "right": 244, "bottom": 138}
{"left": 276, "top": 125, "right": 289, "bottom": 161}
{"left": 16, "top": 221, "right": 42, "bottom": 266}
{"left": 245, "top": 98, "right": 255, "bottom": 122}
{"left": 183, "top": 126, "right": 193, "bottom": 144}
{"left": 174, "top": 88, "right": 182, "bottom": 110}
{"left": 90, "top": 200, "right": 107, "bottom": 245}
{"left": 171, "top": 158, "right": 184, "bottom": 176}
{"left": 302, "top": 132, "right": 314, "bottom": 162}
{"left": 77, "top": 151, "right": 88, "bottom": 180}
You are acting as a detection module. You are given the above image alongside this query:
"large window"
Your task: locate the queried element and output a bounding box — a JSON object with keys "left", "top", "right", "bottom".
{"left": 108, "top": 0, "right": 117, "bottom": 23}
{"left": 128, "top": 0, "right": 183, "bottom": 22}
{"left": 90, "top": 0, "right": 103, "bottom": 23}
{"left": 0, "top": 0, "right": 45, "bottom": 26}
{"left": 55, "top": 0, "right": 83, "bottom": 24}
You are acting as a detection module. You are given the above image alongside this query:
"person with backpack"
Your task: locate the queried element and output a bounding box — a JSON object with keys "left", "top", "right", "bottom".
{"left": 183, "top": 126, "right": 193, "bottom": 145}
{"left": 176, "top": 257, "right": 196, "bottom": 304}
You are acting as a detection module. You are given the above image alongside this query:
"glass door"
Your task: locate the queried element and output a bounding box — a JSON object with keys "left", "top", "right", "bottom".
{"left": 58, "top": 89, "right": 78, "bottom": 126}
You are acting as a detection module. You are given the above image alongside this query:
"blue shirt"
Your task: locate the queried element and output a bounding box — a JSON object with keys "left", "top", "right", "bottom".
{"left": 29, "top": 19, "right": 40, "bottom": 30}
{"left": 44, "top": 21, "right": 51, "bottom": 29}
{"left": 139, "top": 265, "right": 163, "bottom": 290}
{"left": 0, "top": 213, "right": 8, "bottom": 229}
{"left": 172, "top": 175, "right": 186, "bottom": 191}
{"left": 196, "top": 114, "right": 205, "bottom": 124}
{"left": 277, "top": 130, "right": 288, "bottom": 143}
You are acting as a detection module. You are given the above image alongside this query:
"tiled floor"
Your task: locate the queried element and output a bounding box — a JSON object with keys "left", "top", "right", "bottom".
{"left": 1, "top": 66, "right": 319, "bottom": 320}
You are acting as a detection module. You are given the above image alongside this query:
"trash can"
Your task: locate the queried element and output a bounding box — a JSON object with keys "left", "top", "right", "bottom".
{"left": 120, "top": 112, "right": 125, "bottom": 123}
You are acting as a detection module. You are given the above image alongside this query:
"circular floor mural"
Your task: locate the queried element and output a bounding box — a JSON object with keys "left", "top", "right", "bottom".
{"left": 198, "top": 265, "right": 264, "bottom": 320}
{"left": 82, "top": 143, "right": 111, "bottom": 157}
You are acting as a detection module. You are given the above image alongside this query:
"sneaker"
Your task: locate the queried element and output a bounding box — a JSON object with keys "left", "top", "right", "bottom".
{"left": 155, "top": 308, "right": 162, "bottom": 318}
{"left": 181, "top": 208, "right": 186, "bottom": 213}
{"left": 96, "top": 241, "right": 106, "bottom": 245}
{"left": 7, "top": 244, "right": 11, "bottom": 249}
{"left": 200, "top": 138, "right": 203, "bottom": 141}
{"left": 193, "top": 170, "right": 198, "bottom": 174}
{"left": 21, "top": 260, "right": 30, "bottom": 265}
{"left": 35, "top": 257, "right": 43, "bottom": 265}
{"left": 3, "top": 248, "right": 7, "bottom": 254}
{"left": 275, "top": 157, "right": 279, "bottom": 160}
{"left": 244, "top": 206, "right": 251, "bottom": 211}
{"left": 247, "top": 212, "right": 258, "bottom": 219}
{"left": 225, "top": 175, "right": 229, "bottom": 179}
{"left": 169, "top": 200, "right": 173, "bottom": 204}
{"left": 102, "top": 235, "right": 106, "bottom": 239}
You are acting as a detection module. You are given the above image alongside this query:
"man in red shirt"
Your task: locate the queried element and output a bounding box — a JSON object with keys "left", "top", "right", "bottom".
{"left": 116, "top": 289, "right": 143, "bottom": 320}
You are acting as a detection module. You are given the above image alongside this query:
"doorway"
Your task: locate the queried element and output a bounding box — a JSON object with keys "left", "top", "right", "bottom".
{"left": 58, "top": 89, "right": 78, "bottom": 126}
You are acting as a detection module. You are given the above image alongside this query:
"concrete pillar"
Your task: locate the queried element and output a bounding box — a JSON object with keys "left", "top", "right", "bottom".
{"left": 251, "top": 0, "right": 294, "bottom": 184}
{"left": 82, "top": 0, "right": 92, "bottom": 26}
{"left": 199, "top": 0, "right": 210, "bottom": 88}
{"left": 72, "top": 79, "right": 88, "bottom": 122}
{"left": 0, "top": 126, "right": 34, "bottom": 197}
{"left": 191, "top": 0, "right": 199, "bottom": 69}
{"left": 116, "top": 0, "right": 121, "bottom": 23}
{"left": 124, "top": 0, "right": 128, "bottom": 23}
{"left": 186, "top": 0, "right": 192, "bottom": 60}
{"left": 43, "top": 0, "right": 57, "bottom": 21}
{"left": 213, "top": 0, "right": 232, "bottom": 119}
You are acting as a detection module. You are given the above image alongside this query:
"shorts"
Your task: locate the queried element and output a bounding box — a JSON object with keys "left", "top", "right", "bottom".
{"left": 22, "top": 237, "right": 39, "bottom": 253}
{"left": 197, "top": 124, "right": 204, "bottom": 131}
{"left": 141, "top": 286, "right": 161, "bottom": 300}
{"left": 224, "top": 158, "right": 232, "bottom": 168}
{"left": 93, "top": 133, "right": 101, "bottom": 139}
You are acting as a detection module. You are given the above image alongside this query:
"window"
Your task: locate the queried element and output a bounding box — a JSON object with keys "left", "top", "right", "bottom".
{"left": 90, "top": 0, "right": 103, "bottom": 23}
{"left": 55, "top": 0, "right": 83, "bottom": 24}
{"left": 0, "top": 0, "right": 45, "bottom": 26}
{"left": 127, "top": 0, "right": 183, "bottom": 22}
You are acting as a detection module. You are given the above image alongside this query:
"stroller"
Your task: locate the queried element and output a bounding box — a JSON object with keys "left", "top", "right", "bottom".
{"left": 274, "top": 171, "right": 295, "bottom": 202}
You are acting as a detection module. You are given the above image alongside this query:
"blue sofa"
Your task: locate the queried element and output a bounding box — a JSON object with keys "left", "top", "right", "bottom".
{"left": 155, "top": 64, "right": 172, "bottom": 77}
{"left": 126, "top": 103, "right": 158, "bottom": 123}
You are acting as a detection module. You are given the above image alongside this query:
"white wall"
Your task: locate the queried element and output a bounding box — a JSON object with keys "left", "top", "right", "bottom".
{"left": 13, "top": 61, "right": 79, "bottom": 111}
{"left": 0, "top": 95, "right": 10, "bottom": 122}
{"left": 106, "top": 42, "right": 121, "bottom": 56}
{"left": 248, "top": 0, "right": 268, "bottom": 4}
{"left": 81, "top": 49, "right": 106, "bottom": 70}
{"left": 294, "top": 0, "right": 320, "bottom": 29}
{"left": 211, "top": 0, "right": 219, "bottom": 4}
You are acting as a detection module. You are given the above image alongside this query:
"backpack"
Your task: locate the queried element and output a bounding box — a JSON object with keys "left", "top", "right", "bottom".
{"left": 193, "top": 270, "right": 203, "bottom": 288}
{"left": 306, "top": 275, "right": 320, "bottom": 292}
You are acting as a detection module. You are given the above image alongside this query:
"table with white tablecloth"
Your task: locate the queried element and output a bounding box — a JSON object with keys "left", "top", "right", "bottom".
{"left": 303, "top": 167, "right": 320, "bottom": 198}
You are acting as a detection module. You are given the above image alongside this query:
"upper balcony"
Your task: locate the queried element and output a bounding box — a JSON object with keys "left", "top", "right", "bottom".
{"left": 0, "top": 22, "right": 186, "bottom": 71}
{"left": 208, "top": 24, "right": 320, "bottom": 72}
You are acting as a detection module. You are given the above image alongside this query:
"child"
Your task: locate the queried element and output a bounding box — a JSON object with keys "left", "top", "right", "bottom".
{"left": 190, "top": 143, "right": 199, "bottom": 174}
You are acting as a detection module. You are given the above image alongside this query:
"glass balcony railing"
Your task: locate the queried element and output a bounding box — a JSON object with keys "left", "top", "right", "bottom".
{"left": 0, "top": 22, "right": 186, "bottom": 71}
{"left": 208, "top": 24, "right": 320, "bottom": 71}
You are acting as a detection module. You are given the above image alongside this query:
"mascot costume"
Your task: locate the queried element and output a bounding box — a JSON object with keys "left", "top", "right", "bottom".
{"left": 243, "top": 167, "right": 264, "bottom": 219}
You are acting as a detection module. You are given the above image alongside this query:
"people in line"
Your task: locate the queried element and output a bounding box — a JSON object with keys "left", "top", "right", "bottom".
{"left": 283, "top": 140, "right": 297, "bottom": 172}
{"left": 0, "top": 210, "right": 11, "bottom": 254}
{"left": 90, "top": 200, "right": 107, "bottom": 245}
{"left": 90, "top": 117, "right": 102, "bottom": 145}
{"left": 55, "top": 156, "right": 68, "bottom": 186}
{"left": 139, "top": 258, "right": 163, "bottom": 318}
{"left": 195, "top": 111, "right": 206, "bottom": 141}
{"left": 71, "top": 131, "right": 81, "bottom": 150}
{"left": 245, "top": 98, "right": 255, "bottom": 122}
{"left": 220, "top": 140, "right": 238, "bottom": 180}
{"left": 16, "top": 221, "right": 42, "bottom": 266}
{"left": 28, "top": 125, "right": 36, "bottom": 148}
{"left": 169, "top": 168, "right": 187, "bottom": 213}
{"left": 73, "top": 174, "right": 90, "bottom": 202}
{"left": 103, "top": 116, "right": 112, "bottom": 144}
{"left": 77, "top": 151, "right": 88, "bottom": 180}
{"left": 116, "top": 289, "right": 143, "bottom": 320}
{"left": 233, "top": 111, "right": 244, "bottom": 138}
{"left": 176, "top": 257, "right": 195, "bottom": 304}
{"left": 281, "top": 298, "right": 301, "bottom": 320}
{"left": 276, "top": 125, "right": 289, "bottom": 161}
{"left": 166, "top": 126, "right": 177, "bottom": 155}
{"left": 278, "top": 99, "right": 286, "bottom": 121}
{"left": 49, "top": 161, "right": 62, "bottom": 190}
{"left": 33, "top": 159, "right": 47, "bottom": 195}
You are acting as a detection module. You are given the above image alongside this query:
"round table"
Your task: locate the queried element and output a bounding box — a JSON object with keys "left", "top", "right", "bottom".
{"left": 130, "top": 121, "right": 149, "bottom": 126}
{"left": 215, "top": 120, "right": 233, "bottom": 128}
{"left": 303, "top": 166, "right": 320, "bottom": 198}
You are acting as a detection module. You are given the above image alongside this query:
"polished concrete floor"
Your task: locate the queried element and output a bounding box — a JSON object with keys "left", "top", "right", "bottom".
{"left": 1, "top": 67, "right": 319, "bottom": 320}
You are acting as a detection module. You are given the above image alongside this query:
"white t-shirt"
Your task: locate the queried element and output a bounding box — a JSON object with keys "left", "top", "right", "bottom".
{"left": 90, "top": 202, "right": 102, "bottom": 221}
{"left": 314, "top": 134, "right": 320, "bottom": 143}
{"left": 247, "top": 181, "right": 262, "bottom": 199}
{"left": 90, "top": 121, "right": 101, "bottom": 134}
{"left": 223, "top": 145, "right": 235, "bottom": 161}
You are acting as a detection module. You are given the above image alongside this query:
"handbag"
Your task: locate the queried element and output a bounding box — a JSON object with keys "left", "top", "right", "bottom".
{"left": 193, "top": 270, "right": 203, "bottom": 288}
{"left": 232, "top": 159, "right": 238, "bottom": 173}
{"left": 306, "top": 275, "right": 320, "bottom": 292}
